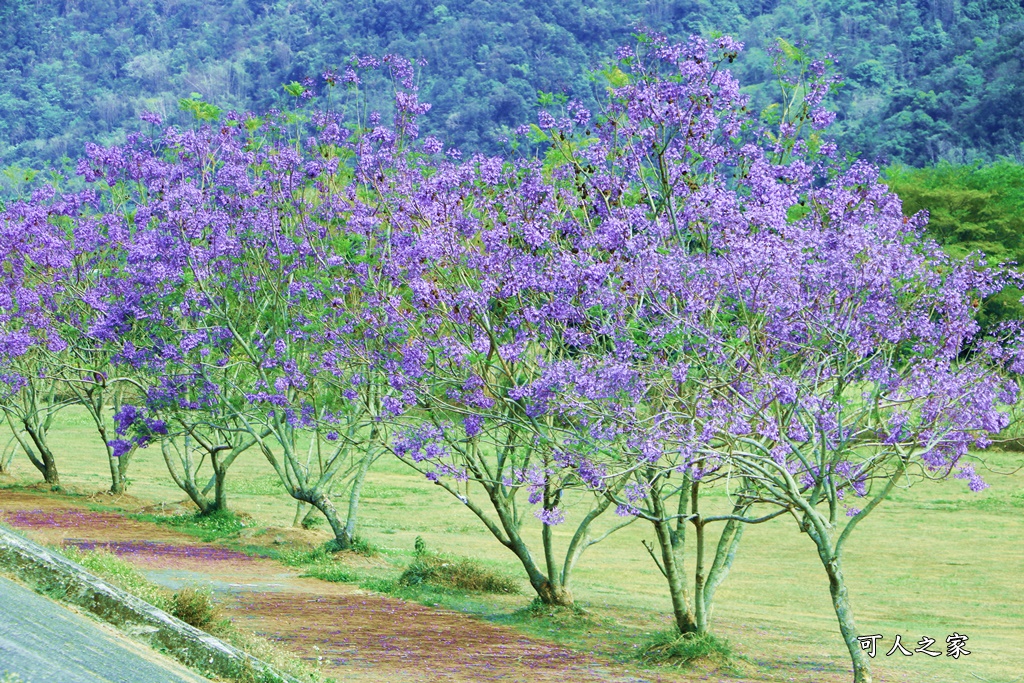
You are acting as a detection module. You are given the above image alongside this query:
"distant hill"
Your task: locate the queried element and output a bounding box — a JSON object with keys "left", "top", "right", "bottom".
{"left": 1, "top": 0, "right": 1022, "bottom": 169}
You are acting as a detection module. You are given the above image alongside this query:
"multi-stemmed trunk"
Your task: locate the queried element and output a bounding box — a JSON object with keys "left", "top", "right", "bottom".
{"left": 416, "top": 454, "right": 630, "bottom": 607}
{"left": 3, "top": 378, "right": 65, "bottom": 486}
{"left": 161, "top": 428, "right": 260, "bottom": 515}
{"left": 643, "top": 477, "right": 750, "bottom": 635}
{"left": 257, "top": 414, "right": 382, "bottom": 551}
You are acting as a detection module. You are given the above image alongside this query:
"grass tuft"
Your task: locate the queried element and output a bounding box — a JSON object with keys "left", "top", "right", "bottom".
{"left": 516, "top": 596, "right": 590, "bottom": 620}
{"left": 171, "top": 585, "right": 225, "bottom": 633}
{"left": 320, "top": 535, "right": 378, "bottom": 557}
{"left": 278, "top": 542, "right": 363, "bottom": 584}
{"left": 359, "top": 577, "right": 398, "bottom": 593}
{"left": 639, "top": 629, "right": 734, "bottom": 667}
{"left": 300, "top": 562, "right": 359, "bottom": 583}
{"left": 131, "top": 509, "right": 251, "bottom": 542}
{"left": 278, "top": 545, "right": 334, "bottom": 567}
{"left": 398, "top": 551, "right": 520, "bottom": 594}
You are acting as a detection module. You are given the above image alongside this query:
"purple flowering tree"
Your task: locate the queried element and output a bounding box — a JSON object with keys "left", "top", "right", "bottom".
{"left": 389, "top": 33, "right": 774, "bottom": 627}
{"left": 514, "top": 35, "right": 1021, "bottom": 683}
{"left": 0, "top": 186, "right": 89, "bottom": 486}
{"left": 312, "top": 56, "right": 638, "bottom": 597}
{"left": 673, "top": 162, "right": 1017, "bottom": 683}
{"left": 73, "top": 71, "right": 421, "bottom": 546}
{"left": 372, "top": 117, "right": 646, "bottom": 605}
{"left": 44, "top": 207, "right": 145, "bottom": 495}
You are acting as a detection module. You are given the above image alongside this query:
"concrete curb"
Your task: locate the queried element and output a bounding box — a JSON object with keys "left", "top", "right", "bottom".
{"left": 0, "top": 525, "right": 300, "bottom": 683}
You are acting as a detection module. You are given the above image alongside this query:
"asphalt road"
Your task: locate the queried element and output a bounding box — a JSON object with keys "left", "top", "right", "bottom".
{"left": 0, "top": 576, "right": 211, "bottom": 683}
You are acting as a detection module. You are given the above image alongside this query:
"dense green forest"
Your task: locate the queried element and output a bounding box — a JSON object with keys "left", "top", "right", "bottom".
{"left": 1, "top": 0, "right": 1022, "bottom": 169}
{"left": 883, "top": 161, "right": 1024, "bottom": 324}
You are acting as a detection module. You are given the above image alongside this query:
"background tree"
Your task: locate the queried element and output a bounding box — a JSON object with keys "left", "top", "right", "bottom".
{"left": 2, "top": 0, "right": 1024, "bottom": 172}
{"left": 885, "top": 160, "right": 1024, "bottom": 328}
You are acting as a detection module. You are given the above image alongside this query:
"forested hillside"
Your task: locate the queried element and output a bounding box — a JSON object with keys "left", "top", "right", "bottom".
{"left": 1, "top": 0, "right": 1022, "bottom": 169}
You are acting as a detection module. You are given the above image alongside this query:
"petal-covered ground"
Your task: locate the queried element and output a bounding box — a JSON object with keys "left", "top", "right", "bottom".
{"left": 0, "top": 492, "right": 669, "bottom": 683}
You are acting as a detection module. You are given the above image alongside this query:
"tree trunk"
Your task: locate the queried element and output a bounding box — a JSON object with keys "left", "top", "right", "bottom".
{"left": 161, "top": 441, "right": 212, "bottom": 514}
{"left": 703, "top": 518, "right": 744, "bottom": 626}
{"left": 342, "top": 450, "right": 374, "bottom": 544}
{"left": 40, "top": 449, "right": 59, "bottom": 486}
{"left": 211, "top": 453, "right": 228, "bottom": 513}
{"left": 292, "top": 501, "right": 309, "bottom": 527}
{"left": 535, "top": 579, "right": 573, "bottom": 606}
{"left": 101, "top": 425, "right": 132, "bottom": 495}
{"left": 0, "top": 434, "right": 15, "bottom": 474}
{"left": 823, "top": 555, "right": 873, "bottom": 683}
{"left": 649, "top": 486, "right": 696, "bottom": 633}
{"left": 693, "top": 518, "right": 708, "bottom": 633}
{"left": 652, "top": 514, "right": 697, "bottom": 632}
{"left": 93, "top": 410, "right": 124, "bottom": 495}
{"left": 107, "top": 453, "right": 124, "bottom": 494}
{"left": 488, "top": 484, "right": 574, "bottom": 607}
{"left": 309, "top": 492, "right": 351, "bottom": 550}
{"left": 22, "top": 422, "right": 59, "bottom": 486}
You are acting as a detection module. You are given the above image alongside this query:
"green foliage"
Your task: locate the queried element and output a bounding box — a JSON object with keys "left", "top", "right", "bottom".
{"left": 282, "top": 82, "right": 307, "bottom": 98}
{"left": 884, "top": 160, "right": 1024, "bottom": 325}
{"left": 1, "top": 0, "right": 1023, "bottom": 173}
{"left": 178, "top": 93, "right": 221, "bottom": 122}
{"left": 639, "top": 630, "right": 734, "bottom": 668}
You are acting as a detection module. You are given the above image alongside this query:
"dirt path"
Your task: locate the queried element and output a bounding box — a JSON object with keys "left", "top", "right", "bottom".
{"left": 0, "top": 492, "right": 665, "bottom": 683}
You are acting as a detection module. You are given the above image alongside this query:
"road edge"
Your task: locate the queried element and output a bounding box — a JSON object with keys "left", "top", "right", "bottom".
{"left": 0, "top": 524, "right": 300, "bottom": 683}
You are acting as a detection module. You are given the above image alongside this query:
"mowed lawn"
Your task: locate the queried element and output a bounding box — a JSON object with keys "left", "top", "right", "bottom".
{"left": 5, "top": 404, "right": 1023, "bottom": 683}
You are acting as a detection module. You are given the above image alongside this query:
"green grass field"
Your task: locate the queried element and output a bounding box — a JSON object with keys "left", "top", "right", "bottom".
{"left": 3, "top": 405, "right": 1022, "bottom": 682}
